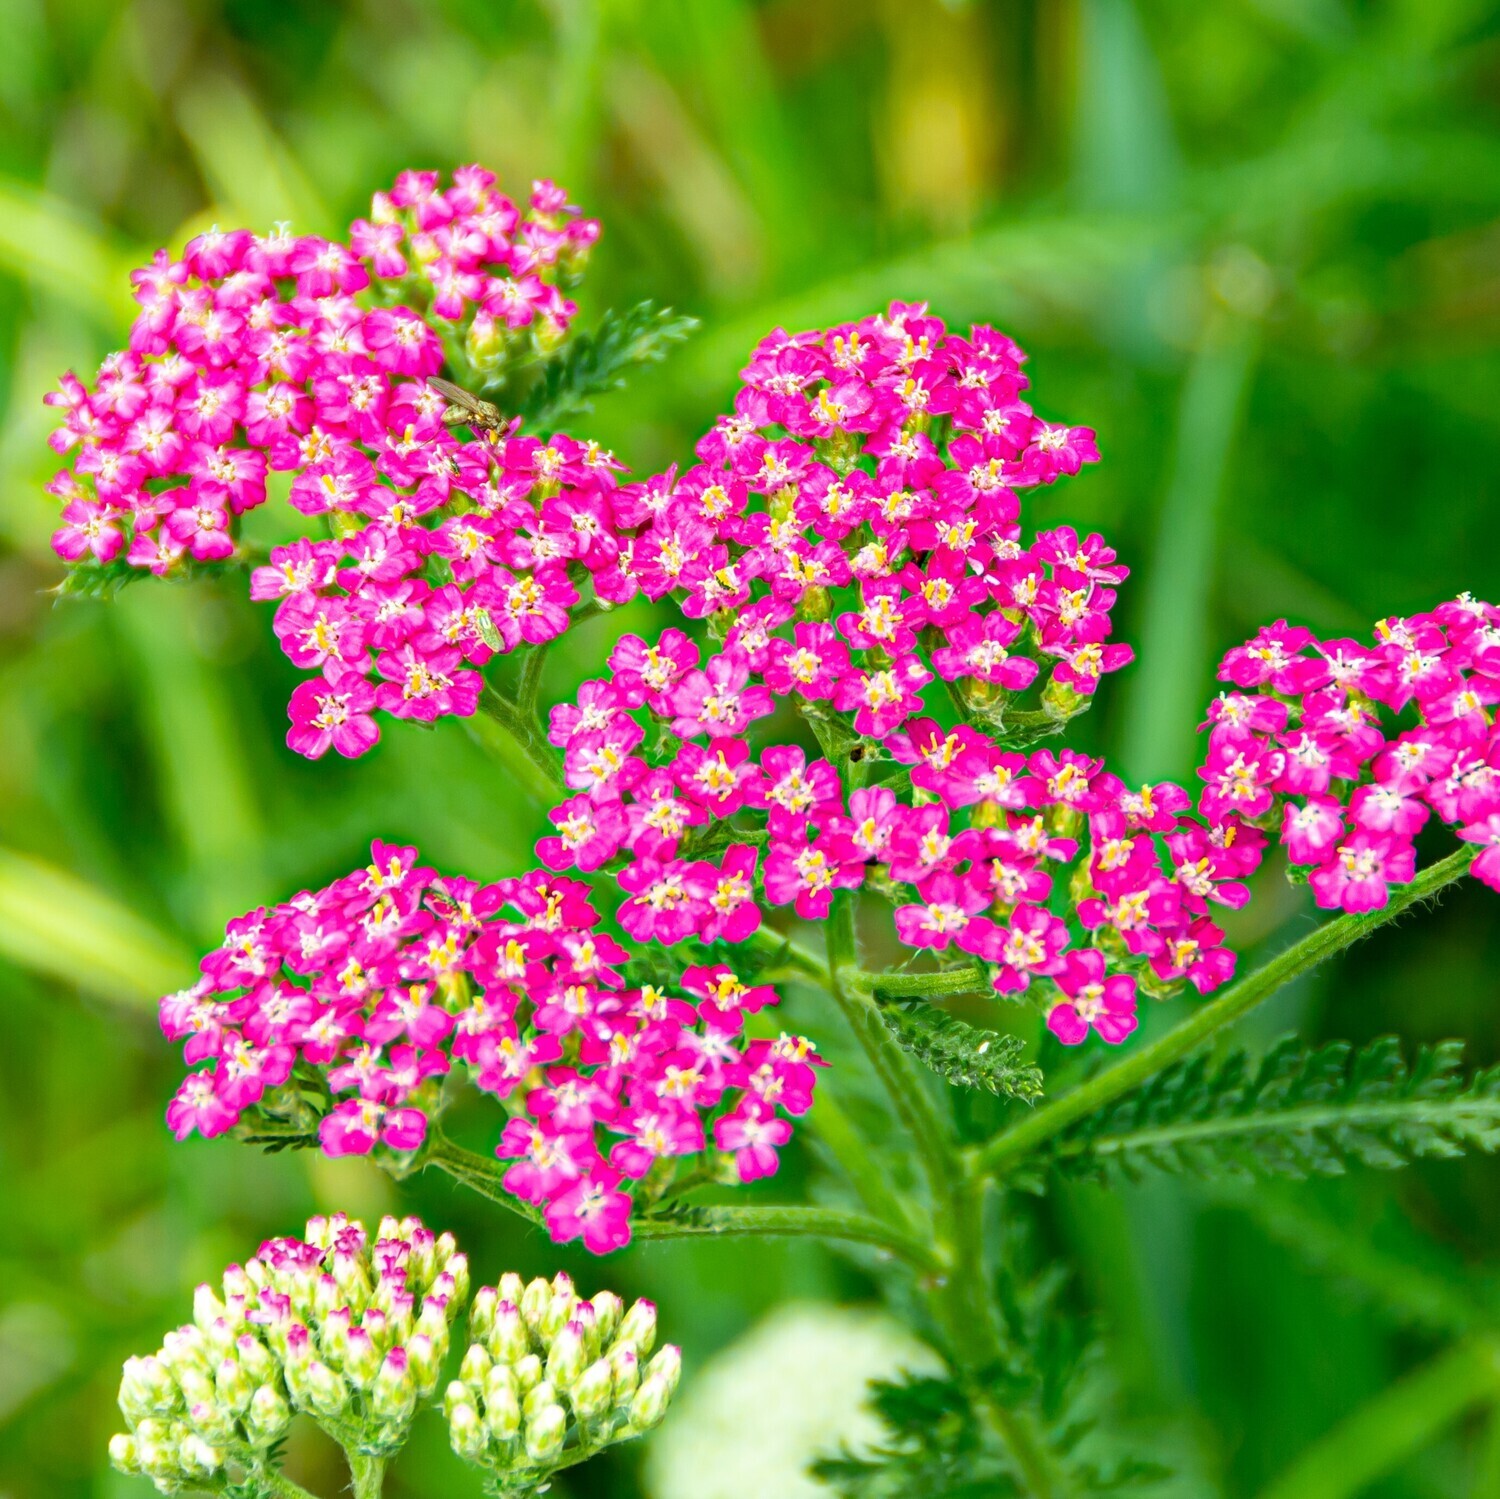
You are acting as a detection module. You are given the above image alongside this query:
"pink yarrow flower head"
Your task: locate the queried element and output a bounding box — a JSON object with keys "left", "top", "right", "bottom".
{"left": 159, "top": 840, "right": 818, "bottom": 1254}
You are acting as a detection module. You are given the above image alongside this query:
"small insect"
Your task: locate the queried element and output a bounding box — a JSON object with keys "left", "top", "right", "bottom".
{"left": 428, "top": 376, "right": 506, "bottom": 435}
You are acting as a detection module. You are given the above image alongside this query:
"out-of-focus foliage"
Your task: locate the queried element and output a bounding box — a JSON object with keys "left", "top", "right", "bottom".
{"left": 3, "top": 1, "right": 1500, "bottom": 1496}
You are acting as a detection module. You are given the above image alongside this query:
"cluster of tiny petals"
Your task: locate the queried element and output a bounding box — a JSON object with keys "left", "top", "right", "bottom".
{"left": 1204, "top": 596, "right": 1500, "bottom": 907}
{"left": 606, "top": 302, "right": 1128, "bottom": 703}
{"left": 543, "top": 628, "right": 1259, "bottom": 1048}
{"left": 160, "top": 841, "right": 821, "bottom": 1253}
{"left": 517, "top": 305, "right": 1266, "bottom": 1050}
{"left": 257, "top": 435, "right": 627, "bottom": 757}
{"left": 43, "top": 167, "right": 616, "bottom": 757}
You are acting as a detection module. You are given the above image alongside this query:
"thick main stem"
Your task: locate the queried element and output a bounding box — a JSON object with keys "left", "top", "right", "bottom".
{"left": 259, "top": 1473, "right": 324, "bottom": 1499}
{"left": 346, "top": 1450, "right": 386, "bottom": 1499}
{"left": 973, "top": 846, "right": 1476, "bottom": 1178}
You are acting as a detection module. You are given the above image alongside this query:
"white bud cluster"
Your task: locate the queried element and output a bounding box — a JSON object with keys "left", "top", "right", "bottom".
{"left": 109, "top": 1214, "right": 466, "bottom": 1492}
{"left": 444, "top": 1271, "right": 682, "bottom": 1488}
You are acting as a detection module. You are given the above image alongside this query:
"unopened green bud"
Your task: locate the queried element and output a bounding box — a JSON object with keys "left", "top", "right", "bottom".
{"left": 214, "top": 1357, "right": 253, "bottom": 1415}
{"left": 245, "top": 1384, "right": 291, "bottom": 1446}
{"left": 443, "top": 1380, "right": 474, "bottom": 1419}
{"left": 1041, "top": 672, "right": 1085, "bottom": 720}
{"left": 192, "top": 1284, "right": 227, "bottom": 1331}
{"left": 498, "top": 1272, "right": 525, "bottom": 1307}
{"left": 483, "top": 1362, "right": 519, "bottom": 1409}
{"left": 445, "top": 1252, "right": 470, "bottom": 1305}
{"left": 590, "top": 1290, "right": 623, "bottom": 1344}
{"left": 513, "top": 1353, "right": 543, "bottom": 1394}
{"left": 416, "top": 1295, "right": 450, "bottom": 1345}
{"left": 546, "top": 1321, "right": 587, "bottom": 1390}
{"left": 343, "top": 1327, "right": 380, "bottom": 1388}
{"left": 489, "top": 1302, "right": 530, "bottom": 1364}
{"left": 643, "top": 1344, "right": 682, "bottom": 1395}
{"left": 174, "top": 1366, "right": 215, "bottom": 1411}
{"left": 160, "top": 1326, "right": 212, "bottom": 1377}
{"left": 459, "top": 1342, "right": 493, "bottom": 1384}
{"left": 186, "top": 1398, "right": 235, "bottom": 1446}
{"left": 362, "top": 1307, "right": 391, "bottom": 1353}
{"left": 484, "top": 1382, "right": 521, "bottom": 1444}
{"left": 519, "top": 1277, "right": 551, "bottom": 1333}
{"left": 628, "top": 1372, "right": 674, "bottom": 1432}
{"left": 572, "top": 1358, "right": 614, "bottom": 1424}
{"left": 609, "top": 1345, "right": 639, "bottom": 1404}
{"left": 539, "top": 1290, "right": 575, "bottom": 1342}
{"left": 523, "top": 1378, "right": 558, "bottom": 1422}
{"left": 120, "top": 1355, "right": 179, "bottom": 1421}
{"left": 524, "top": 1402, "right": 567, "bottom": 1463}
{"left": 370, "top": 1349, "right": 416, "bottom": 1425}
{"left": 304, "top": 1360, "right": 348, "bottom": 1418}
{"left": 796, "top": 585, "right": 832, "bottom": 622}
{"left": 108, "top": 1432, "right": 140, "bottom": 1475}
{"left": 615, "top": 1298, "right": 657, "bottom": 1356}
{"left": 133, "top": 1419, "right": 179, "bottom": 1481}
{"left": 332, "top": 1248, "right": 373, "bottom": 1313}
{"left": 448, "top": 1399, "right": 486, "bottom": 1463}
{"left": 407, "top": 1333, "right": 440, "bottom": 1396}
{"left": 235, "top": 1335, "right": 276, "bottom": 1385}
{"left": 178, "top": 1432, "right": 224, "bottom": 1479}
{"left": 312, "top": 1273, "right": 342, "bottom": 1321}
{"left": 469, "top": 1285, "right": 498, "bottom": 1344}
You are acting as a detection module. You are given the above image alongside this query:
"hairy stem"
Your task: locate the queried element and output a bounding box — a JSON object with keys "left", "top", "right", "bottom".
{"left": 470, "top": 685, "right": 565, "bottom": 802}
{"left": 424, "top": 1134, "right": 545, "bottom": 1228}
{"left": 346, "top": 1450, "right": 386, "bottom": 1499}
{"left": 1255, "top": 1336, "right": 1500, "bottom": 1499}
{"left": 259, "top": 1473, "right": 324, "bottom": 1499}
{"left": 632, "top": 1203, "right": 943, "bottom": 1272}
{"left": 973, "top": 846, "right": 1476, "bottom": 1178}
{"left": 929, "top": 1168, "right": 1065, "bottom": 1498}
{"left": 516, "top": 640, "right": 551, "bottom": 720}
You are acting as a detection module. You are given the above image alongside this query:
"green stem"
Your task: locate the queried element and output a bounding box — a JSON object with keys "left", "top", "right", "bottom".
{"left": 928, "top": 1166, "right": 1064, "bottom": 1498}
{"left": 861, "top": 966, "right": 989, "bottom": 1001}
{"left": 424, "top": 1134, "right": 546, "bottom": 1228}
{"left": 346, "top": 1450, "right": 386, "bottom": 1499}
{"left": 258, "top": 1473, "right": 324, "bottom": 1499}
{"left": 633, "top": 1203, "right": 942, "bottom": 1272}
{"left": 826, "top": 894, "right": 953, "bottom": 1205}
{"left": 973, "top": 847, "right": 1475, "bottom": 1178}
{"left": 516, "top": 640, "right": 551, "bottom": 719}
{"left": 1255, "top": 1337, "right": 1500, "bottom": 1499}
{"left": 470, "top": 685, "right": 565, "bottom": 801}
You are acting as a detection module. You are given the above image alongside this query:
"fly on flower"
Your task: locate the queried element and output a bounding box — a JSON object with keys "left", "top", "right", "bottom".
{"left": 428, "top": 376, "right": 507, "bottom": 437}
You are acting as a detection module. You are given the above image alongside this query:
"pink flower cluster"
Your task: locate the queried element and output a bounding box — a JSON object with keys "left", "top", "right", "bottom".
{"left": 255, "top": 434, "right": 626, "bottom": 758}
{"left": 160, "top": 841, "right": 821, "bottom": 1253}
{"left": 520, "top": 305, "right": 1266, "bottom": 1051}
{"left": 43, "top": 167, "right": 613, "bottom": 757}
{"left": 605, "top": 303, "right": 1126, "bottom": 702}
{"left": 1202, "top": 596, "right": 1500, "bottom": 908}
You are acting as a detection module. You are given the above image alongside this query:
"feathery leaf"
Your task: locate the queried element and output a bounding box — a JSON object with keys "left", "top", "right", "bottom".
{"left": 1046, "top": 1035, "right": 1500, "bottom": 1185}
{"left": 879, "top": 1002, "right": 1044, "bottom": 1102}
{"left": 519, "top": 301, "right": 699, "bottom": 430}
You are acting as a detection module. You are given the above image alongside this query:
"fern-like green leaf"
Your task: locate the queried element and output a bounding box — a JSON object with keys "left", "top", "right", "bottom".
{"left": 880, "top": 1003, "right": 1043, "bottom": 1102}
{"left": 519, "top": 301, "right": 698, "bottom": 430}
{"left": 1048, "top": 1035, "right": 1500, "bottom": 1185}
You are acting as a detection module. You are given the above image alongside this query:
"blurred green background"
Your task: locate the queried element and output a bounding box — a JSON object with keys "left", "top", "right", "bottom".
{"left": 3, "top": 1, "right": 1500, "bottom": 1495}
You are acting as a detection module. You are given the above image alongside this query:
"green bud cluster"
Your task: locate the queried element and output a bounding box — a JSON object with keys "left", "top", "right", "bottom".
{"left": 109, "top": 1213, "right": 466, "bottom": 1494}
{"left": 444, "top": 1271, "right": 682, "bottom": 1493}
